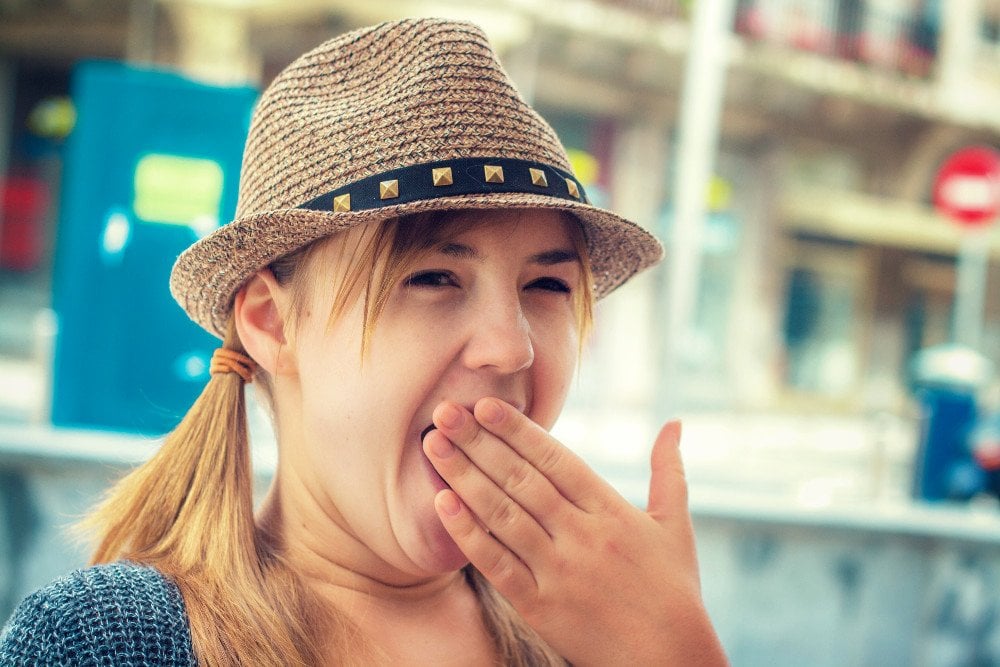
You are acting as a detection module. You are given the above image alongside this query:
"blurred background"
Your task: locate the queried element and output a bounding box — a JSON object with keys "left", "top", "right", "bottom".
{"left": 2, "top": 0, "right": 1000, "bottom": 664}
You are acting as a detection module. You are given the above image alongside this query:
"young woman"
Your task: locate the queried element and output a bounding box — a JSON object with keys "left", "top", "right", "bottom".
{"left": 0, "top": 18, "right": 728, "bottom": 666}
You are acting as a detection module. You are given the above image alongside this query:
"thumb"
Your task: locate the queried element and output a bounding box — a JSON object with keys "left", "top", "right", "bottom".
{"left": 646, "top": 420, "right": 688, "bottom": 520}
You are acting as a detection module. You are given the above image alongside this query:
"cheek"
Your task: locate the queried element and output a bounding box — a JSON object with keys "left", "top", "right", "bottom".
{"left": 530, "top": 317, "right": 579, "bottom": 428}
{"left": 290, "top": 312, "right": 373, "bottom": 446}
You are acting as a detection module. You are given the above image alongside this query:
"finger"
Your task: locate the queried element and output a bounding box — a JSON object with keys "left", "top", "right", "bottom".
{"left": 431, "top": 401, "right": 568, "bottom": 533}
{"left": 423, "top": 429, "right": 552, "bottom": 557}
{"left": 646, "top": 420, "right": 688, "bottom": 521}
{"left": 433, "top": 490, "right": 537, "bottom": 599}
{"left": 473, "top": 398, "right": 618, "bottom": 513}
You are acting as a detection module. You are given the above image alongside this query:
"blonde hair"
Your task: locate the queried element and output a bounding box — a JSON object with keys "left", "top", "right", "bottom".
{"left": 83, "top": 211, "right": 594, "bottom": 666}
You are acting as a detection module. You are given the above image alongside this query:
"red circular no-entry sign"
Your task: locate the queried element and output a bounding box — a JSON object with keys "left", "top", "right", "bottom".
{"left": 932, "top": 146, "right": 1000, "bottom": 227}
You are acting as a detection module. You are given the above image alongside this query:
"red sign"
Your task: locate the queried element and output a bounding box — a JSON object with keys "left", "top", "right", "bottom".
{"left": 933, "top": 146, "right": 1000, "bottom": 227}
{"left": 0, "top": 176, "right": 49, "bottom": 272}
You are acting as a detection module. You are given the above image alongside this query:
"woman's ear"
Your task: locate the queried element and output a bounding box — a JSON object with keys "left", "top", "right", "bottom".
{"left": 234, "top": 270, "right": 295, "bottom": 376}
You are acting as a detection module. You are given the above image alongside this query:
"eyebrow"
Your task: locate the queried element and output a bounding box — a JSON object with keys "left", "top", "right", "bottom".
{"left": 439, "top": 242, "right": 480, "bottom": 260}
{"left": 437, "top": 243, "right": 579, "bottom": 266}
{"left": 530, "top": 249, "right": 580, "bottom": 266}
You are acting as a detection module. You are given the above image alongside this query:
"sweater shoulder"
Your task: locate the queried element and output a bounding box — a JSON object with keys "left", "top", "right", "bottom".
{"left": 0, "top": 561, "right": 196, "bottom": 666}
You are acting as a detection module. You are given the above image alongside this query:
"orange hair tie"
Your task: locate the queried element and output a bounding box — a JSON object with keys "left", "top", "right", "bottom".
{"left": 210, "top": 348, "right": 258, "bottom": 383}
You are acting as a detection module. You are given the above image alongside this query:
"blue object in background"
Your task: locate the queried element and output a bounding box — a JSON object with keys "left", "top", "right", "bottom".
{"left": 912, "top": 386, "right": 981, "bottom": 501}
{"left": 909, "top": 344, "right": 995, "bottom": 502}
{"left": 51, "top": 61, "right": 257, "bottom": 434}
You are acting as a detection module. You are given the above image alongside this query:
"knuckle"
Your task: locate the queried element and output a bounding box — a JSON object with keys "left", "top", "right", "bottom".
{"left": 535, "top": 443, "right": 564, "bottom": 475}
{"left": 464, "top": 422, "right": 491, "bottom": 451}
{"left": 488, "top": 553, "right": 518, "bottom": 588}
{"left": 487, "top": 497, "right": 521, "bottom": 532}
{"left": 505, "top": 459, "right": 535, "bottom": 496}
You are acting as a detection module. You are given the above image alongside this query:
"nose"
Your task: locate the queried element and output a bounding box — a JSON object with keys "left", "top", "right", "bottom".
{"left": 461, "top": 294, "right": 534, "bottom": 374}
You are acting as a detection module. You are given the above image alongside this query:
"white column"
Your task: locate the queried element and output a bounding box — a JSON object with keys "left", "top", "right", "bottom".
{"left": 937, "top": 0, "right": 982, "bottom": 106}
{"left": 661, "top": 0, "right": 736, "bottom": 413}
{"left": 164, "top": 2, "right": 261, "bottom": 85}
{"left": 953, "top": 231, "right": 992, "bottom": 350}
{"left": 605, "top": 119, "right": 671, "bottom": 408}
{"left": 727, "top": 146, "right": 784, "bottom": 408}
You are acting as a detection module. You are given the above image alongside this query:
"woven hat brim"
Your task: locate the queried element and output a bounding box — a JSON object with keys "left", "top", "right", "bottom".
{"left": 170, "top": 194, "right": 664, "bottom": 339}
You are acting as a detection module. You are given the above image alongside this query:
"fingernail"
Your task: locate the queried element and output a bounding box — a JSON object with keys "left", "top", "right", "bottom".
{"left": 479, "top": 399, "right": 503, "bottom": 425}
{"left": 439, "top": 403, "right": 464, "bottom": 430}
{"left": 430, "top": 434, "right": 455, "bottom": 459}
{"left": 438, "top": 491, "right": 461, "bottom": 516}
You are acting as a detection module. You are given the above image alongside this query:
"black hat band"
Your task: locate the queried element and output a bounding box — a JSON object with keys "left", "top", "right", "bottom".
{"left": 296, "top": 156, "right": 590, "bottom": 213}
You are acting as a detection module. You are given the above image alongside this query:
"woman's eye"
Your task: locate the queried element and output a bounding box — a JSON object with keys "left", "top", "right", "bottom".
{"left": 527, "top": 277, "right": 571, "bottom": 293}
{"left": 404, "top": 270, "right": 458, "bottom": 288}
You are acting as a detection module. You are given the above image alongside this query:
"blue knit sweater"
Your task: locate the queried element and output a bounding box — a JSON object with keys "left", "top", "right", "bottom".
{"left": 0, "top": 562, "right": 195, "bottom": 666}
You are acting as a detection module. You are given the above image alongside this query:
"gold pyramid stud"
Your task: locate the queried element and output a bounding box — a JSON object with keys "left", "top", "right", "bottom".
{"left": 432, "top": 167, "right": 453, "bottom": 187}
{"left": 566, "top": 178, "right": 580, "bottom": 199}
{"left": 484, "top": 165, "right": 504, "bottom": 183}
{"left": 529, "top": 168, "right": 548, "bottom": 188}
{"left": 379, "top": 179, "right": 399, "bottom": 200}
{"left": 333, "top": 193, "right": 351, "bottom": 212}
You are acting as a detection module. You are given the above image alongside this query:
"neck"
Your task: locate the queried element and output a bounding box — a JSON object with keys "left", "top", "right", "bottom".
{"left": 256, "top": 480, "right": 497, "bottom": 665}
{"left": 254, "top": 454, "right": 501, "bottom": 666}
{"left": 255, "top": 470, "right": 465, "bottom": 608}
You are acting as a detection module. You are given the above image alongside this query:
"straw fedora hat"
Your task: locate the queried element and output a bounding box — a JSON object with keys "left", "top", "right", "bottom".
{"left": 170, "top": 17, "right": 663, "bottom": 339}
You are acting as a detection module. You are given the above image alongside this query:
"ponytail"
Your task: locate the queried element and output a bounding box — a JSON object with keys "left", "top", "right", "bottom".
{"left": 83, "top": 323, "right": 342, "bottom": 665}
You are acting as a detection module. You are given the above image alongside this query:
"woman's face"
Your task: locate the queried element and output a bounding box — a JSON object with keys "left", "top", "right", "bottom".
{"left": 277, "top": 209, "right": 582, "bottom": 579}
